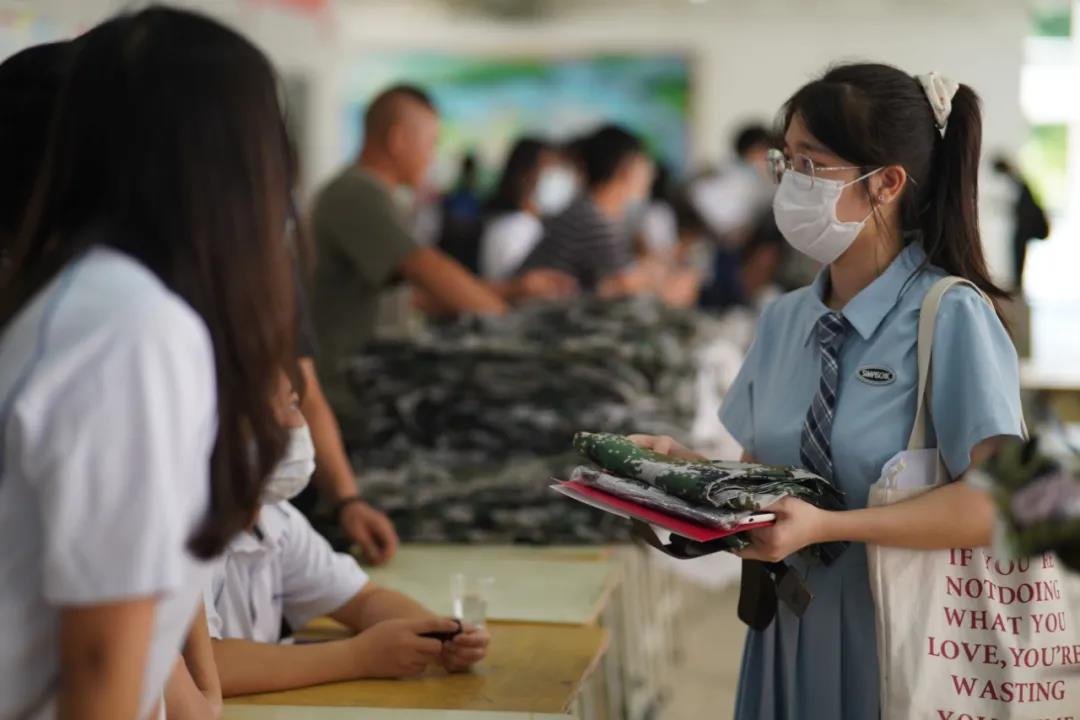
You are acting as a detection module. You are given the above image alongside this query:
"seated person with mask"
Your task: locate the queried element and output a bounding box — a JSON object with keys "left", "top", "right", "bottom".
{"left": 479, "top": 137, "right": 578, "bottom": 281}
{"left": 205, "top": 380, "right": 489, "bottom": 696}
{"left": 518, "top": 124, "right": 695, "bottom": 300}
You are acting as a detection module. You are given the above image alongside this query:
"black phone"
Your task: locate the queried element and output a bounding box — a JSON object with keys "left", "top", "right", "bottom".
{"left": 420, "top": 619, "right": 462, "bottom": 642}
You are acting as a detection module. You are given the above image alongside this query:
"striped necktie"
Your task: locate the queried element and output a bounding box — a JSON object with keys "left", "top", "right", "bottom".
{"left": 800, "top": 312, "right": 852, "bottom": 482}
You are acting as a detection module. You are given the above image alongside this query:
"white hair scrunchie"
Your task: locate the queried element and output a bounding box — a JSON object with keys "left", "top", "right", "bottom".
{"left": 916, "top": 71, "right": 960, "bottom": 136}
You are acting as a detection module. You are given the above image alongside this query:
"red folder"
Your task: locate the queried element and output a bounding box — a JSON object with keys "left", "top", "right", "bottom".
{"left": 551, "top": 480, "right": 774, "bottom": 543}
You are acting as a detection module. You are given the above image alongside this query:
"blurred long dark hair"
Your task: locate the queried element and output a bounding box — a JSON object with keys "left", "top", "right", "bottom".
{"left": 0, "top": 6, "right": 299, "bottom": 558}
{"left": 487, "top": 137, "right": 548, "bottom": 214}
{"left": 782, "top": 63, "right": 1008, "bottom": 312}
{"left": 0, "top": 41, "right": 73, "bottom": 242}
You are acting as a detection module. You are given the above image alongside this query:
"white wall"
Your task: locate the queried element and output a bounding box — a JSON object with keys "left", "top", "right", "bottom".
{"left": 0, "top": 0, "right": 341, "bottom": 186}
{"left": 1, "top": 0, "right": 1031, "bottom": 276}
{"left": 334, "top": 0, "right": 1028, "bottom": 276}
{"left": 337, "top": 0, "right": 1027, "bottom": 168}
{"left": 1070, "top": 0, "right": 1080, "bottom": 222}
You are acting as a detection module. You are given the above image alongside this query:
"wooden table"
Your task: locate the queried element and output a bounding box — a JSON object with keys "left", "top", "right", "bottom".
{"left": 364, "top": 546, "right": 621, "bottom": 626}
{"left": 224, "top": 708, "right": 565, "bottom": 719}
{"left": 225, "top": 622, "right": 609, "bottom": 714}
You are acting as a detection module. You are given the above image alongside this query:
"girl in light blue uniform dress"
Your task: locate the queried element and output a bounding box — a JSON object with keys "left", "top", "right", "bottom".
{"left": 633, "top": 64, "right": 1025, "bottom": 719}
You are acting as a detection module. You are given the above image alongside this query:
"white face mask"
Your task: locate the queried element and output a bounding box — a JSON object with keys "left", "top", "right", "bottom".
{"left": 772, "top": 168, "right": 882, "bottom": 265}
{"left": 260, "top": 424, "right": 316, "bottom": 506}
{"left": 533, "top": 166, "right": 578, "bottom": 216}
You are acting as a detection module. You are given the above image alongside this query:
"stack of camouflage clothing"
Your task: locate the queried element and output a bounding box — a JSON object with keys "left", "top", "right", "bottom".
{"left": 341, "top": 297, "right": 731, "bottom": 544}
{"left": 569, "top": 432, "right": 845, "bottom": 553}
{"left": 351, "top": 452, "right": 632, "bottom": 545}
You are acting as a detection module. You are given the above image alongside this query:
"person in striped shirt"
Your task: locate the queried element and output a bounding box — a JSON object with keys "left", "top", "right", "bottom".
{"left": 518, "top": 125, "right": 653, "bottom": 295}
{"left": 520, "top": 125, "right": 700, "bottom": 304}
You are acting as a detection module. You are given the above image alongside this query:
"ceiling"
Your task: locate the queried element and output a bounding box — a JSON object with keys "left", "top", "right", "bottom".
{"left": 341, "top": 0, "right": 1040, "bottom": 21}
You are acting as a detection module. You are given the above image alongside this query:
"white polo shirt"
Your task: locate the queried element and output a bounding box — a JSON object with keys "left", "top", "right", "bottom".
{"left": 204, "top": 501, "right": 369, "bottom": 642}
{"left": 0, "top": 246, "right": 217, "bottom": 719}
{"left": 479, "top": 211, "right": 543, "bottom": 281}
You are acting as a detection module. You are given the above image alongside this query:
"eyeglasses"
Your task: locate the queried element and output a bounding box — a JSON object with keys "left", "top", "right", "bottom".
{"left": 766, "top": 148, "right": 866, "bottom": 191}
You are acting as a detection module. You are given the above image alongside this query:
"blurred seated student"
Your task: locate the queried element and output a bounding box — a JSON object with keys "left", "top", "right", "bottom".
{"left": 737, "top": 214, "right": 785, "bottom": 307}
{"left": 636, "top": 163, "right": 679, "bottom": 258}
{"left": 632, "top": 162, "right": 705, "bottom": 307}
{"left": 436, "top": 152, "right": 484, "bottom": 273}
{"left": 688, "top": 123, "right": 775, "bottom": 249}
{"left": 517, "top": 125, "right": 701, "bottom": 303}
{"left": 0, "top": 9, "right": 300, "bottom": 719}
{"left": 310, "top": 85, "right": 576, "bottom": 429}
{"left": 479, "top": 137, "right": 578, "bottom": 280}
{"left": 517, "top": 124, "right": 653, "bottom": 295}
{"left": 698, "top": 208, "right": 786, "bottom": 313}
{"left": 206, "top": 381, "right": 489, "bottom": 696}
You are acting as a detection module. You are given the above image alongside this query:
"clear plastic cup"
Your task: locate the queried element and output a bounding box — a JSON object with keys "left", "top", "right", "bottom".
{"left": 451, "top": 574, "right": 494, "bottom": 629}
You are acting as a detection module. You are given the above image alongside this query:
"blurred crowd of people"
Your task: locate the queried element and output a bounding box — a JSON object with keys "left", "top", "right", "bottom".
{"left": 361, "top": 89, "right": 808, "bottom": 336}
{"left": 304, "top": 83, "right": 824, "bottom": 445}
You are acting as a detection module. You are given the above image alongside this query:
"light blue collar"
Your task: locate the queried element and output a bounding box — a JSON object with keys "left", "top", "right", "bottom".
{"left": 802, "top": 241, "right": 930, "bottom": 345}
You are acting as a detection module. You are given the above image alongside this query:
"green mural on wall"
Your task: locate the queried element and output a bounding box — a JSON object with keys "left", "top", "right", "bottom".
{"left": 342, "top": 52, "right": 692, "bottom": 188}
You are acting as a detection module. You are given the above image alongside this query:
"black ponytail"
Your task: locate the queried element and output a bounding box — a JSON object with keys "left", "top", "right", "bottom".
{"left": 921, "top": 85, "right": 1006, "bottom": 301}
{"left": 783, "top": 64, "right": 1009, "bottom": 316}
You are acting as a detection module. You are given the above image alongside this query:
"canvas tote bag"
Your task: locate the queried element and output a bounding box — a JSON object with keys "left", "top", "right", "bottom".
{"left": 867, "top": 276, "right": 1079, "bottom": 720}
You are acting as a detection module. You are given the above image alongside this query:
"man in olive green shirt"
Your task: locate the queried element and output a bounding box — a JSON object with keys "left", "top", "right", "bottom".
{"left": 311, "top": 85, "right": 575, "bottom": 431}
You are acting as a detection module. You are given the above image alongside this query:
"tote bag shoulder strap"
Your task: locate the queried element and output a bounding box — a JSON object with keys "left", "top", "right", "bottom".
{"left": 909, "top": 276, "right": 1028, "bottom": 452}
{"left": 908, "top": 276, "right": 992, "bottom": 451}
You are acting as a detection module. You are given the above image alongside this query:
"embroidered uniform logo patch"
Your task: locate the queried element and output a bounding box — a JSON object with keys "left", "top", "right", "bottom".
{"left": 857, "top": 366, "right": 896, "bottom": 386}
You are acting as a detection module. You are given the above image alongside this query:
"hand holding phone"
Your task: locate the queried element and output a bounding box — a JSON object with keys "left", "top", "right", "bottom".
{"left": 419, "top": 618, "right": 462, "bottom": 642}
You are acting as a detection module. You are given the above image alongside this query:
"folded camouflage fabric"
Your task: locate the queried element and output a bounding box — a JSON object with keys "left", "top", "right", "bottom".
{"left": 573, "top": 432, "right": 845, "bottom": 511}
{"left": 571, "top": 431, "right": 848, "bottom": 562}
{"left": 571, "top": 466, "right": 759, "bottom": 529}
{"left": 973, "top": 437, "right": 1080, "bottom": 572}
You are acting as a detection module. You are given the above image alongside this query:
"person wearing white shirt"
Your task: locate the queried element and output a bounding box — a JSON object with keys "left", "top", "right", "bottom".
{"left": 206, "top": 397, "right": 490, "bottom": 697}
{"left": 481, "top": 212, "right": 545, "bottom": 281}
{"left": 0, "top": 9, "right": 302, "bottom": 719}
{"left": 636, "top": 164, "right": 679, "bottom": 258}
{"left": 688, "top": 124, "right": 776, "bottom": 246}
{"left": 0, "top": 245, "right": 217, "bottom": 720}
{"left": 479, "top": 137, "right": 578, "bottom": 281}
